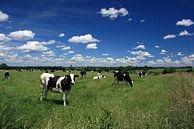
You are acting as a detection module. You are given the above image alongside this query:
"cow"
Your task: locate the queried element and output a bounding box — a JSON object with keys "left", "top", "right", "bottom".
{"left": 113, "top": 71, "right": 133, "bottom": 87}
{"left": 93, "top": 74, "right": 106, "bottom": 80}
{"left": 80, "top": 70, "right": 86, "bottom": 78}
{"left": 40, "top": 73, "right": 79, "bottom": 106}
{"left": 4, "top": 71, "right": 10, "bottom": 79}
{"left": 138, "top": 70, "right": 147, "bottom": 77}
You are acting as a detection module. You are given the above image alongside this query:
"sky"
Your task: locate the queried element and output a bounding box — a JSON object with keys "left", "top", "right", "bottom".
{"left": 0, "top": 0, "right": 194, "bottom": 67}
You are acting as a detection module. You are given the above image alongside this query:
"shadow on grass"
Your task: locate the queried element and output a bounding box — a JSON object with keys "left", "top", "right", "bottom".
{"left": 44, "top": 99, "right": 69, "bottom": 105}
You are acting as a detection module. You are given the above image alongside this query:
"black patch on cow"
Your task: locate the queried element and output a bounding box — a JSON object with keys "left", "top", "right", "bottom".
{"left": 61, "top": 75, "right": 72, "bottom": 92}
{"left": 47, "top": 75, "right": 60, "bottom": 90}
{"left": 5, "top": 72, "right": 10, "bottom": 79}
{"left": 80, "top": 70, "right": 86, "bottom": 78}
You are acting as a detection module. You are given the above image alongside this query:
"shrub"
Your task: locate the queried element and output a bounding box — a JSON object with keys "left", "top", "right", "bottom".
{"left": 162, "top": 68, "right": 176, "bottom": 74}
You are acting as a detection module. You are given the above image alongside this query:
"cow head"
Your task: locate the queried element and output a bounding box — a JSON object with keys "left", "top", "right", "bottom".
{"left": 69, "top": 73, "right": 79, "bottom": 85}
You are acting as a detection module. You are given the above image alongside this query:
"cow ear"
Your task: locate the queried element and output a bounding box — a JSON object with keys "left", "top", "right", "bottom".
{"left": 75, "top": 75, "right": 79, "bottom": 78}
{"left": 65, "top": 75, "right": 70, "bottom": 78}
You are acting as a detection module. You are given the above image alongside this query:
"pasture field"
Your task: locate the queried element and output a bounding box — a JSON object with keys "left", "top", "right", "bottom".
{"left": 0, "top": 70, "right": 193, "bottom": 129}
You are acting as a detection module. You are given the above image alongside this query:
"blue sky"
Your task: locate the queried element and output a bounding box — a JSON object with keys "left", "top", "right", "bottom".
{"left": 0, "top": 0, "right": 194, "bottom": 66}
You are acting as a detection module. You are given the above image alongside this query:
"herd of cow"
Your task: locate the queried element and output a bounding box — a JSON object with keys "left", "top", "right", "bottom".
{"left": 3, "top": 70, "right": 146, "bottom": 107}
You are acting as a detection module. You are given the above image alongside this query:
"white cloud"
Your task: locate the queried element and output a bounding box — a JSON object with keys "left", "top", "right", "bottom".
{"left": 177, "top": 52, "right": 184, "bottom": 56}
{"left": 86, "top": 43, "right": 97, "bottom": 49}
{"left": 179, "top": 30, "right": 192, "bottom": 36}
{"left": 176, "top": 19, "right": 194, "bottom": 26}
{"left": 160, "top": 49, "right": 168, "bottom": 55}
{"left": 18, "top": 41, "right": 48, "bottom": 52}
{"left": 68, "top": 51, "right": 75, "bottom": 54}
{"left": 130, "top": 50, "right": 152, "bottom": 57}
{"left": 0, "top": 10, "right": 9, "bottom": 22}
{"left": 68, "top": 34, "right": 100, "bottom": 43}
{"left": 56, "top": 45, "right": 71, "bottom": 50}
{"left": 128, "top": 18, "right": 132, "bottom": 21}
{"left": 41, "top": 40, "right": 56, "bottom": 45}
{"left": 155, "top": 45, "right": 160, "bottom": 48}
{"left": 133, "top": 44, "right": 145, "bottom": 49}
{"left": 43, "top": 50, "right": 55, "bottom": 57}
{"left": 140, "top": 19, "right": 145, "bottom": 23}
{"left": 102, "top": 53, "right": 109, "bottom": 56}
{"left": 58, "top": 33, "right": 65, "bottom": 37}
{"left": 61, "top": 46, "right": 71, "bottom": 51}
{"left": 8, "top": 30, "right": 35, "bottom": 40}
{"left": 0, "top": 33, "right": 10, "bottom": 42}
{"left": 100, "top": 7, "right": 128, "bottom": 20}
{"left": 163, "top": 34, "right": 176, "bottom": 39}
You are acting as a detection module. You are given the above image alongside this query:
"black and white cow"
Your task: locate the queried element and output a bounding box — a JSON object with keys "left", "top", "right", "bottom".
{"left": 113, "top": 71, "right": 133, "bottom": 87}
{"left": 80, "top": 70, "right": 86, "bottom": 78}
{"left": 138, "top": 70, "right": 147, "bottom": 77}
{"left": 40, "top": 73, "right": 78, "bottom": 106}
{"left": 93, "top": 74, "right": 106, "bottom": 80}
{"left": 5, "top": 71, "right": 10, "bottom": 79}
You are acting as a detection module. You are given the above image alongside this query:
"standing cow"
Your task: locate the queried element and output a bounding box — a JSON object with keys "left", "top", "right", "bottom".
{"left": 40, "top": 73, "right": 78, "bottom": 106}
{"left": 113, "top": 71, "right": 133, "bottom": 87}
{"left": 4, "top": 71, "right": 10, "bottom": 79}
{"left": 80, "top": 70, "right": 86, "bottom": 78}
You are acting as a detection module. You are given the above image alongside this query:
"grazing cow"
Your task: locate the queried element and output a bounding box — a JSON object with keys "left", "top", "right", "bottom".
{"left": 113, "top": 71, "right": 133, "bottom": 87}
{"left": 80, "top": 70, "right": 86, "bottom": 78}
{"left": 18, "top": 69, "right": 23, "bottom": 72}
{"left": 93, "top": 74, "right": 106, "bottom": 80}
{"left": 138, "top": 71, "right": 143, "bottom": 77}
{"left": 5, "top": 71, "right": 10, "bottom": 79}
{"left": 138, "top": 70, "right": 147, "bottom": 77}
{"left": 40, "top": 73, "right": 79, "bottom": 106}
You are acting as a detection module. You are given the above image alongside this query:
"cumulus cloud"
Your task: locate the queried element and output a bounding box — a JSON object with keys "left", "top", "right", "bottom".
{"left": 61, "top": 46, "right": 71, "bottom": 50}
{"left": 102, "top": 53, "right": 109, "bottom": 56}
{"left": 148, "top": 57, "right": 181, "bottom": 66}
{"left": 128, "top": 18, "right": 132, "bottom": 21}
{"left": 86, "top": 43, "right": 97, "bottom": 49}
{"left": 0, "top": 33, "right": 10, "bottom": 42}
{"left": 68, "top": 50, "right": 75, "bottom": 54}
{"left": 133, "top": 44, "right": 145, "bottom": 49}
{"left": 8, "top": 30, "right": 35, "bottom": 40}
{"left": 179, "top": 30, "right": 192, "bottom": 36}
{"left": 163, "top": 34, "right": 176, "bottom": 39}
{"left": 140, "top": 19, "right": 146, "bottom": 23}
{"left": 176, "top": 19, "right": 194, "bottom": 26}
{"left": 155, "top": 45, "right": 160, "bottom": 48}
{"left": 58, "top": 33, "right": 65, "bottom": 37}
{"left": 18, "top": 41, "right": 48, "bottom": 52}
{"left": 160, "top": 49, "right": 168, "bottom": 55}
{"left": 43, "top": 50, "right": 55, "bottom": 57}
{"left": 41, "top": 40, "right": 56, "bottom": 45}
{"left": 100, "top": 7, "right": 128, "bottom": 20}
{"left": 68, "top": 34, "right": 100, "bottom": 43}
{"left": 56, "top": 45, "right": 71, "bottom": 50}
{"left": 0, "top": 10, "right": 9, "bottom": 22}
{"left": 130, "top": 50, "right": 153, "bottom": 57}
{"left": 177, "top": 52, "right": 184, "bottom": 56}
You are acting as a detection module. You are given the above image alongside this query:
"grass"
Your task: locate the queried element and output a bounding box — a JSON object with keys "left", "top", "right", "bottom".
{"left": 0, "top": 70, "right": 193, "bottom": 129}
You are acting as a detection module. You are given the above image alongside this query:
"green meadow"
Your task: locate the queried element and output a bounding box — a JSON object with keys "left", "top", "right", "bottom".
{"left": 0, "top": 70, "right": 193, "bottom": 129}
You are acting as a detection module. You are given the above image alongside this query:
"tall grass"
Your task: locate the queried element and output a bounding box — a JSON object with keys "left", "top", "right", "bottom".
{"left": 0, "top": 70, "right": 193, "bottom": 128}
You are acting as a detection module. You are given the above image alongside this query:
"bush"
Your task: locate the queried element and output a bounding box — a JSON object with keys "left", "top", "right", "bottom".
{"left": 162, "top": 68, "right": 176, "bottom": 74}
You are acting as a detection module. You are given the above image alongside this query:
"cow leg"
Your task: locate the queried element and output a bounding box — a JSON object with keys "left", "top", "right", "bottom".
{"left": 40, "top": 85, "right": 44, "bottom": 101}
{"left": 44, "top": 88, "right": 48, "bottom": 99}
{"left": 63, "top": 92, "right": 67, "bottom": 106}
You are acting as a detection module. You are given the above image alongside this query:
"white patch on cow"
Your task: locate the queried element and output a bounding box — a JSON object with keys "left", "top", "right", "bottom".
{"left": 56, "top": 76, "right": 65, "bottom": 89}
{"left": 40, "top": 73, "right": 54, "bottom": 86}
{"left": 70, "top": 73, "right": 75, "bottom": 84}
{"left": 123, "top": 74, "right": 126, "bottom": 76}
{"left": 93, "top": 76, "right": 99, "bottom": 80}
